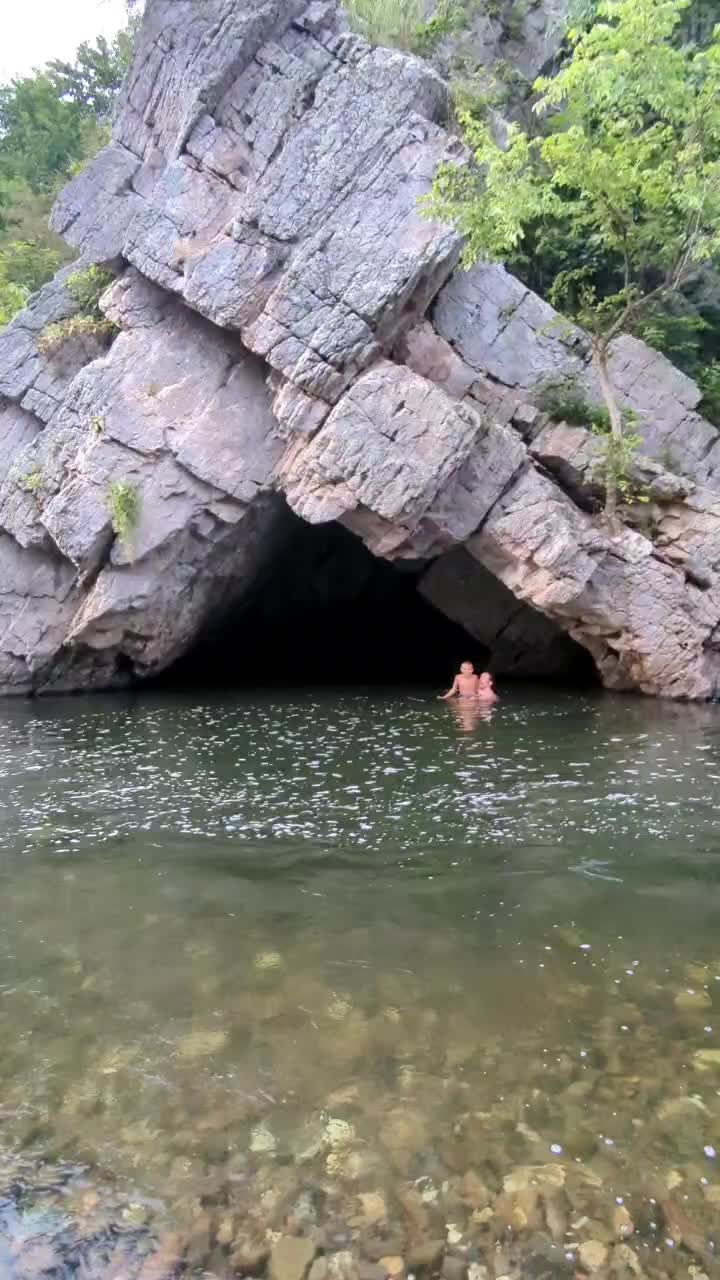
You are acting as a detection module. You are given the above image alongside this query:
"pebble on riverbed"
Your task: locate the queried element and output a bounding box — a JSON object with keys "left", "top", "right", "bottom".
{"left": 578, "top": 1239, "right": 609, "bottom": 1271}
{"left": 674, "top": 990, "right": 712, "bottom": 1011}
{"left": 271, "top": 1236, "right": 318, "bottom": 1280}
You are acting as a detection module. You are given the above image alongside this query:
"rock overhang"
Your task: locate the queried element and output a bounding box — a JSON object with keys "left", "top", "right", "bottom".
{"left": 1, "top": 0, "right": 720, "bottom": 699}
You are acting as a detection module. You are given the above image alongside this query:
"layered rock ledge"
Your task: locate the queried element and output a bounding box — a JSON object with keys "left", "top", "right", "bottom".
{"left": 1, "top": 0, "right": 720, "bottom": 698}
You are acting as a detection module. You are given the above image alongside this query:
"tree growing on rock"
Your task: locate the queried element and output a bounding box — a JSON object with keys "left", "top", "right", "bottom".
{"left": 425, "top": 0, "right": 720, "bottom": 520}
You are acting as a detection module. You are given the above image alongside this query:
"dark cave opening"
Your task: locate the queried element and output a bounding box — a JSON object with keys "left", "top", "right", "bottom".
{"left": 156, "top": 516, "right": 597, "bottom": 690}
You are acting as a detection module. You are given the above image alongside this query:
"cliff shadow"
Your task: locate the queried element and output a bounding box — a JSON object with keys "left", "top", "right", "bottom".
{"left": 152, "top": 514, "right": 598, "bottom": 690}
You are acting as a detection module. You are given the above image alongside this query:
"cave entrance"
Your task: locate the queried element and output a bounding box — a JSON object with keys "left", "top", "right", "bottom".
{"left": 156, "top": 513, "right": 598, "bottom": 690}
{"left": 161, "top": 516, "right": 485, "bottom": 688}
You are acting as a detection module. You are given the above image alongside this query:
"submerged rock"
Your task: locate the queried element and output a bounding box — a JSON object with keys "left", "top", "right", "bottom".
{"left": 250, "top": 1122, "right": 278, "bottom": 1154}
{"left": 356, "top": 1193, "right": 388, "bottom": 1227}
{"left": 578, "top": 1240, "right": 608, "bottom": 1272}
{"left": 379, "top": 1256, "right": 405, "bottom": 1278}
{"left": 407, "top": 1238, "right": 445, "bottom": 1268}
{"left": 177, "top": 1027, "right": 228, "bottom": 1058}
{"left": 674, "top": 990, "right": 712, "bottom": 1011}
{"left": 611, "top": 1205, "right": 634, "bottom": 1240}
{"left": 441, "top": 1257, "right": 466, "bottom": 1280}
{"left": 271, "top": 1235, "right": 318, "bottom": 1280}
{"left": 461, "top": 1170, "right": 490, "bottom": 1210}
{"left": 231, "top": 1234, "right": 272, "bottom": 1275}
{"left": 503, "top": 1165, "right": 566, "bottom": 1193}
{"left": 693, "top": 1049, "right": 720, "bottom": 1071}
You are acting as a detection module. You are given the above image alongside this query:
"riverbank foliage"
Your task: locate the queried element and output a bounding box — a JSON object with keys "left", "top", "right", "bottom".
{"left": 0, "top": 20, "right": 136, "bottom": 329}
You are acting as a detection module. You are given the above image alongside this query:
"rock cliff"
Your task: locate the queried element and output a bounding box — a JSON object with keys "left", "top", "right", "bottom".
{"left": 1, "top": 0, "right": 720, "bottom": 698}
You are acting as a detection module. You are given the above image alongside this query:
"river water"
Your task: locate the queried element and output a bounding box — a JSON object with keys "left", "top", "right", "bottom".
{"left": 1, "top": 689, "right": 720, "bottom": 1279}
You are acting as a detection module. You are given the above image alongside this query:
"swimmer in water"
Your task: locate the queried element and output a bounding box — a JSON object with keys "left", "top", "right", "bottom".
{"left": 439, "top": 661, "right": 480, "bottom": 700}
{"left": 477, "top": 671, "right": 498, "bottom": 704}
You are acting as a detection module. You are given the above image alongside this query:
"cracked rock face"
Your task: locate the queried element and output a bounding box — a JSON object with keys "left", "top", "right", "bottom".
{"left": 52, "top": 0, "right": 460, "bottom": 411}
{"left": 0, "top": 270, "right": 288, "bottom": 693}
{"left": 1, "top": 0, "right": 720, "bottom": 699}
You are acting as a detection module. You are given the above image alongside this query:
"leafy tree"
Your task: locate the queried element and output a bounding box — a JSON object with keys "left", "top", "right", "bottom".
{"left": 47, "top": 29, "right": 136, "bottom": 120}
{"left": 0, "top": 16, "right": 136, "bottom": 330}
{"left": 426, "top": 0, "right": 720, "bottom": 519}
{"left": 0, "top": 275, "right": 28, "bottom": 326}
{"left": 0, "top": 75, "right": 87, "bottom": 195}
{"left": 0, "top": 33, "right": 128, "bottom": 199}
{"left": 0, "top": 238, "right": 66, "bottom": 292}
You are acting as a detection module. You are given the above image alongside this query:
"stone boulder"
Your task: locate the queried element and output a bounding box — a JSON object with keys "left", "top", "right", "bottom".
{"left": 0, "top": 272, "right": 288, "bottom": 693}
{"left": 432, "top": 263, "right": 720, "bottom": 484}
{"left": 51, "top": 0, "right": 461, "bottom": 415}
{"left": 276, "top": 357, "right": 720, "bottom": 698}
{"left": 428, "top": 0, "right": 571, "bottom": 101}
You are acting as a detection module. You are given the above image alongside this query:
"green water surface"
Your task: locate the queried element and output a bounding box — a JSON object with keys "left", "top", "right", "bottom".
{"left": 1, "top": 689, "right": 720, "bottom": 1277}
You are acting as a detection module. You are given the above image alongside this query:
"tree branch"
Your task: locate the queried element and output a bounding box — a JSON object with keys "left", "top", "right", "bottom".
{"left": 602, "top": 218, "right": 707, "bottom": 347}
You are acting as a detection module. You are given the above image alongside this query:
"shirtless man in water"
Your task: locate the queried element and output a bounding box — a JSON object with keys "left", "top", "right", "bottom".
{"left": 440, "top": 661, "right": 480, "bottom": 700}
{"left": 440, "top": 664, "right": 499, "bottom": 703}
{"left": 477, "top": 671, "right": 498, "bottom": 704}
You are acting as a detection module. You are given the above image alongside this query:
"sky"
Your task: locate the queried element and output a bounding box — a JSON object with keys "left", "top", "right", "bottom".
{"left": 0, "top": 0, "right": 129, "bottom": 82}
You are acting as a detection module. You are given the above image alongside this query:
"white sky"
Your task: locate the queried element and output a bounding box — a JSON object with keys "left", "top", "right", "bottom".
{"left": 1, "top": 0, "right": 129, "bottom": 82}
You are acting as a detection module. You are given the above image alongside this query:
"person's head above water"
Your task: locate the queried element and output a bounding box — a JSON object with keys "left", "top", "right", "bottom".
{"left": 460, "top": 661, "right": 475, "bottom": 675}
{"left": 478, "top": 671, "right": 493, "bottom": 687}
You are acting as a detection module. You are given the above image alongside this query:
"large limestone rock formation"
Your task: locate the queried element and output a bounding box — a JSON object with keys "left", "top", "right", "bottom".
{"left": 1, "top": 0, "right": 720, "bottom": 699}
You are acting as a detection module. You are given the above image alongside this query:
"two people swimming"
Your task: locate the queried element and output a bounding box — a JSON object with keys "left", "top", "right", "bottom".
{"left": 440, "top": 661, "right": 498, "bottom": 704}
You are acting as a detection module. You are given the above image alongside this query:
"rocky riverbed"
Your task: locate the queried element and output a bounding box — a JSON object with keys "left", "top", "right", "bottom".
{"left": 2, "top": 692, "right": 720, "bottom": 1279}
{"left": 3, "top": 940, "right": 720, "bottom": 1280}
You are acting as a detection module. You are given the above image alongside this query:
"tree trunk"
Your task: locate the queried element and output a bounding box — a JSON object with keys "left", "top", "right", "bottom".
{"left": 592, "top": 340, "right": 624, "bottom": 525}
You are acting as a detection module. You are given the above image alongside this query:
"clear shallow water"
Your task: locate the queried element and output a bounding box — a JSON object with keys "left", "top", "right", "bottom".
{"left": 2, "top": 689, "right": 720, "bottom": 1278}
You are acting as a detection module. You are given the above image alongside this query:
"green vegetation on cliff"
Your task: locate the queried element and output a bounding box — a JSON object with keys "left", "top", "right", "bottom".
{"left": 0, "top": 21, "right": 136, "bottom": 329}
{"left": 426, "top": 0, "right": 720, "bottom": 516}
{"left": 108, "top": 481, "right": 140, "bottom": 550}
{"left": 347, "top": 3, "right": 720, "bottom": 437}
{"left": 346, "top": 0, "right": 467, "bottom": 53}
